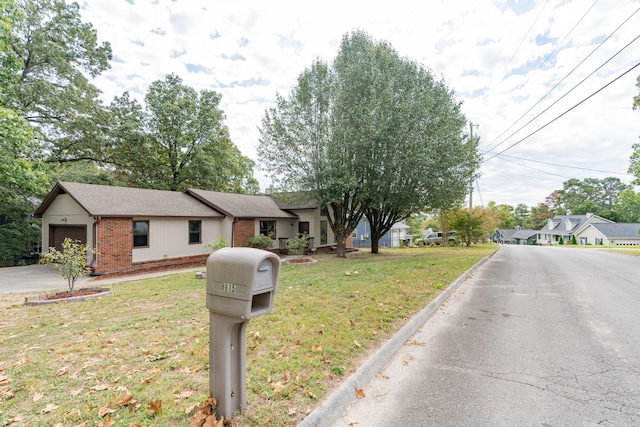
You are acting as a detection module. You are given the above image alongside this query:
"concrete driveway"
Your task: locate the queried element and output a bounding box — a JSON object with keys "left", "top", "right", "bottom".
{"left": 0, "top": 263, "right": 205, "bottom": 295}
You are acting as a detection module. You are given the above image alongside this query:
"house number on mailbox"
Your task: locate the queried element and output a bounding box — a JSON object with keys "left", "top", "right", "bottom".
{"left": 220, "top": 282, "right": 237, "bottom": 293}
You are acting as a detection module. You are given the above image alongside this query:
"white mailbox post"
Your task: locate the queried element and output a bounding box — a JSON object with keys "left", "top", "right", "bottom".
{"left": 206, "top": 247, "right": 281, "bottom": 419}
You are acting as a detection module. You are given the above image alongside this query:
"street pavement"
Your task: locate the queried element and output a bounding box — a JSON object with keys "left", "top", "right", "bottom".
{"left": 322, "top": 245, "right": 640, "bottom": 426}
{"left": 0, "top": 263, "right": 205, "bottom": 295}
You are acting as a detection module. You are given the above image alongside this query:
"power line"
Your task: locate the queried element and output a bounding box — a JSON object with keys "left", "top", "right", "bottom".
{"left": 483, "top": 60, "right": 640, "bottom": 162}
{"left": 485, "top": 152, "right": 634, "bottom": 176}
{"left": 496, "top": 0, "right": 552, "bottom": 85}
{"left": 484, "top": 5, "right": 639, "bottom": 153}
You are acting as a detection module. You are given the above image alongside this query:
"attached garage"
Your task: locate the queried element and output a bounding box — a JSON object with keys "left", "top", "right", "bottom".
{"left": 48, "top": 225, "right": 87, "bottom": 251}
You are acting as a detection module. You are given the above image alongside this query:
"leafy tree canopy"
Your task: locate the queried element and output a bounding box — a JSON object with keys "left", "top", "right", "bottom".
{"left": 259, "top": 30, "right": 473, "bottom": 255}
{"left": 555, "top": 177, "right": 629, "bottom": 220}
{"left": 108, "top": 74, "right": 258, "bottom": 193}
{"left": 3, "top": 0, "right": 112, "bottom": 161}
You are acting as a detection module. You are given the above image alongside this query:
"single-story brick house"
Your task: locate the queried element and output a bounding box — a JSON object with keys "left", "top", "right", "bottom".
{"left": 34, "top": 182, "right": 342, "bottom": 276}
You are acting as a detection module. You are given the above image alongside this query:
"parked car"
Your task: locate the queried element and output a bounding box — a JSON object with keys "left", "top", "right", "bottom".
{"left": 424, "top": 231, "right": 457, "bottom": 246}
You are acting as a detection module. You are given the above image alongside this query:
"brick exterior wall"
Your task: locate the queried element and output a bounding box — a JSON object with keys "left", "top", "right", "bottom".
{"left": 94, "top": 217, "right": 132, "bottom": 276}
{"left": 233, "top": 219, "right": 255, "bottom": 247}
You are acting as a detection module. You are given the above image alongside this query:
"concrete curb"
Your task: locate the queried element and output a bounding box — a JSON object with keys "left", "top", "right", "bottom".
{"left": 298, "top": 246, "right": 500, "bottom": 427}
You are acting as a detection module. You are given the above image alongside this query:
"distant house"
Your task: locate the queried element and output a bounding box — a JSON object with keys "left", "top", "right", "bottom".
{"left": 574, "top": 223, "right": 640, "bottom": 246}
{"left": 352, "top": 219, "right": 410, "bottom": 248}
{"left": 536, "top": 213, "right": 613, "bottom": 245}
{"left": 494, "top": 227, "right": 537, "bottom": 245}
{"left": 35, "top": 182, "right": 342, "bottom": 276}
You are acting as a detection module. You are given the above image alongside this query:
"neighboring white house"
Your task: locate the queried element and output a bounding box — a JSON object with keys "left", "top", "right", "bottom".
{"left": 536, "top": 213, "right": 613, "bottom": 244}
{"left": 574, "top": 223, "right": 640, "bottom": 246}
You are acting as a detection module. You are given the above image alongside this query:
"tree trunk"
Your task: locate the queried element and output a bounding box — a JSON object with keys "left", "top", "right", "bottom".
{"left": 335, "top": 238, "right": 347, "bottom": 257}
{"left": 370, "top": 233, "right": 381, "bottom": 254}
{"left": 371, "top": 231, "right": 382, "bottom": 254}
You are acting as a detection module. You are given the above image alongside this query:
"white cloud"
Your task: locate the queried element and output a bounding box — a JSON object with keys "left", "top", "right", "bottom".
{"left": 76, "top": 0, "right": 640, "bottom": 207}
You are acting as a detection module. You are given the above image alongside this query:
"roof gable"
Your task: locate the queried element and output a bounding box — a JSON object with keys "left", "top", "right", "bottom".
{"left": 186, "top": 188, "right": 297, "bottom": 219}
{"left": 543, "top": 214, "right": 614, "bottom": 235}
{"left": 35, "top": 182, "right": 222, "bottom": 218}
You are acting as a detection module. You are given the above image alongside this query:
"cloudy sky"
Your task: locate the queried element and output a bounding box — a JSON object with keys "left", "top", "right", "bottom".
{"left": 76, "top": 0, "right": 640, "bottom": 208}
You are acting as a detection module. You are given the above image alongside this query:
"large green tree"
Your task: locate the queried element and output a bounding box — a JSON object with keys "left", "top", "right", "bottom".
{"left": 555, "top": 177, "right": 629, "bottom": 220}
{"left": 613, "top": 188, "right": 640, "bottom": 222}
{"left": 0, "top": 106, "right": 48, "bottom": 265}
{"left": 259, "top": 31, "right": 473, "bottom": 255}
{"left": 0, "top": 0, "right": 51, "bottom": 265}
{"left": 3, "top": 0, "right": 112, "bottom": 162}
{"left": 358, "top": 40, "right": 474, "bottom": 253}
{"left": 108, "top": 74, "right": 258, "bottom": 193}
{"left": 260, "top": 56, "right": 366, "bottom": 256}
{"left": 487, "top": 201, "right": 516, "bottom": 229}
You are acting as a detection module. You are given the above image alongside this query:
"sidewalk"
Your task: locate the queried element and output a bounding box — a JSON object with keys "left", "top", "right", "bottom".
{"left": 0, "top": 263, "right": 205, "bottom": 295}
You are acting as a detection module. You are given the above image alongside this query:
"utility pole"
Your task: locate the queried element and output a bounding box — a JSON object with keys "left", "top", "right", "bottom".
{"left": 469, "top": 122, "right": 478, "bottom": 211}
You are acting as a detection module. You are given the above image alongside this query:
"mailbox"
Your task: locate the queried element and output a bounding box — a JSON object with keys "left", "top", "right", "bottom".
{"left": 205, "top": 247, "right": 281, "bottom": 419}
{"left": 206, "top": 247, "right": 280, "bottom": 320}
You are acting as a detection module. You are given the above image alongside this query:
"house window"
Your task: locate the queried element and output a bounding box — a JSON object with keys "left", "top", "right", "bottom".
{"left": 260, "top": 220, "right": 276, "bottom": 239}
{"left": 189, "top": 220, "right": 202, "bottom": 244}
{"left": 133, "top": 221, "right": 149, "bottom": 248}
{"left": 321, "top": 220, "right": 328, "bottom": 245}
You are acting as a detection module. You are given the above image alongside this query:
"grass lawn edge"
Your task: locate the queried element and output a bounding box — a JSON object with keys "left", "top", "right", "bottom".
{"left": 298, "top": 245, "right": 501, "bottom": 427}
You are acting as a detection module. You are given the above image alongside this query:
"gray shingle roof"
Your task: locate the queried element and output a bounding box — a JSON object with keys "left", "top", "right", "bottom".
{"left": 540, "top": 214, "right": 613, "bottom": 234}
{"left": 35, "top": 182, "right": 222, "bottom": 218}
{"left": 512, "top": 229, "right": 537, "bottom": 239}
{"left": 270, "top": 193, "right": 318, "bottom": 210}
{"left": 590, "top": 223, "right": 640, "bottom": 239}
{"left": 186, "top": 188, "right": 297, "bottom": 219}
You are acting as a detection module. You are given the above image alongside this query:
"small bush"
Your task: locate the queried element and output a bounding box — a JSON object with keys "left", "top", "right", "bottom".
{"left": 205, "top": 236, "right": 228, "bottom": 252}
{"left": 246, "top": 235, "right": 274, "bottom": 250}
{"left": 40, "top": 238, "right": 96, "bottom": 293}
{"left": 286, "top": 233, "right": 309, "bottom": 257}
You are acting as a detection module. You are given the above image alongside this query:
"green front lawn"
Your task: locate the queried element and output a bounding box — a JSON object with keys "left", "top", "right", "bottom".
{"left": 0, "top": 245, "right": 495, "bottom": 426}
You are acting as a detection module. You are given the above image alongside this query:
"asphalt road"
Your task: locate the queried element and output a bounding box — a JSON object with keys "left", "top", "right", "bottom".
{"left": 333, "top": 245, "right": 640, "bottom": 426}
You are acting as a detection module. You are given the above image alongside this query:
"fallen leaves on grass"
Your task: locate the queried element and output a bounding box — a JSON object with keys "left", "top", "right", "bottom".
{"left": 91, "top": 384, "right": 110, "bottom": 391}
{"left": 115, "top": 393, "right": 135, "bottom": 407}
{"left": 189, "top": 395, "right": 226, "bottom": 427}
{"left": 98, "top": 406, "right": 117, "bottom": 417}
{"left": 174, "top": 390, "right": 194, "bottom": 399}
{"left": 41, "top": 403, "right": 59, "bottom": 413}
{"left": 146, "top": 399, "right": 162, "bottom": 416}
{"left": 0, "top": 375, "right": 13, "bottom": 401}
